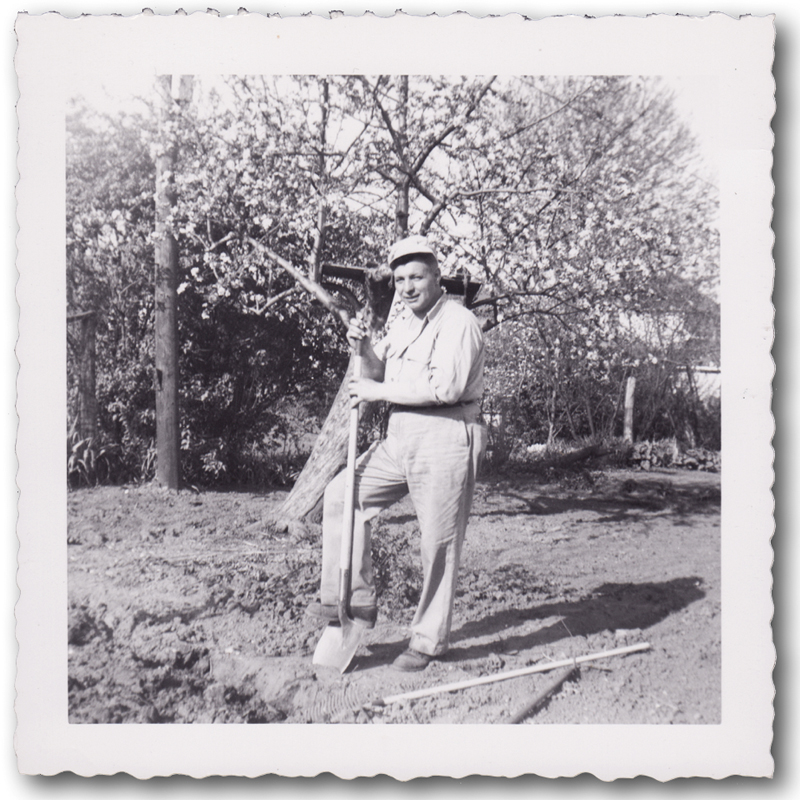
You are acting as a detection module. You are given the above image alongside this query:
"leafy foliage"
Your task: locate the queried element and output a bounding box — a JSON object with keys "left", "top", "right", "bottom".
{"left": 66, "top": 75, "right": 720, "bottom": 488}
{"left": 67, "top": 429, "right": 128, "bottom": 488}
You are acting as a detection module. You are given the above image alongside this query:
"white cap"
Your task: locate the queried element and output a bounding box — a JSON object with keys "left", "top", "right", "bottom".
{"left": 388, "top": 235, "right": 438, "bottom": 268}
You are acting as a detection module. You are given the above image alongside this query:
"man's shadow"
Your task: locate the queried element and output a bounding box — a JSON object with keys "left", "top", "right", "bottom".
{"left": 357, "top": 576, "right": 706, "bottom": 669}
{"left": 474, "top": 483, "right": 720, "bottom": 526}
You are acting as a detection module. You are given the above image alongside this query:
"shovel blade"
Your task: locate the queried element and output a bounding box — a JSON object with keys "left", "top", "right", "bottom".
{"left": 312, "top": 620, "right": 367, "bottom": 673}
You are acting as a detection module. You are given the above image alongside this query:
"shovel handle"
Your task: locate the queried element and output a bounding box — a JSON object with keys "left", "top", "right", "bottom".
{"left": 338, "top": 339, "right": 363, "bottom": 609}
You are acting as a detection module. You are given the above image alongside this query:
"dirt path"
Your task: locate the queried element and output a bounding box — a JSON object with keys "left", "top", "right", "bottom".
{"left": 68, "top": 467, "right": 720, "bottom": 725}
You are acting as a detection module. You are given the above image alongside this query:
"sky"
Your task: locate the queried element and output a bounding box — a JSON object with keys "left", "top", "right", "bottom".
{"left": 662, "top": 75, "right": 718, "bottom": 173}
{"left": 71, "top": 71, "right": 721, "bottom": 179}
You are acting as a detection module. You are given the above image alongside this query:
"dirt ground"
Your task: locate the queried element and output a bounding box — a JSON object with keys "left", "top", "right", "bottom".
{"left": 67, "top": 466, "right": 720, "bottom": 725}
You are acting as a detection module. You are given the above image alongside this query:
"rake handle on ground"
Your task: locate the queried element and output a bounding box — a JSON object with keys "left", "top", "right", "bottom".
{"left": 380, "top": 642, "right": 651, "bottom": 706}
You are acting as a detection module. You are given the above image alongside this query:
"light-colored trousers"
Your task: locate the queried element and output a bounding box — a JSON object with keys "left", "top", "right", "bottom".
{"left": 321, "top": 404, "right": 487, "bottom": 656}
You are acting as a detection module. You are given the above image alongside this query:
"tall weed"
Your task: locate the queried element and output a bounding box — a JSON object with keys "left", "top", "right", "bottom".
{"left": 67, "top": 430, "right": 127, "bottom": 488}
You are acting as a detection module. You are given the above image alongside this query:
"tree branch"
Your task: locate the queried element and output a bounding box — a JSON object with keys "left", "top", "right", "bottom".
{"left": 421, "top": 185, "right": 575, "bottom": 236}
{"left": 411, "top": 77, "right": 496, "bottom": 174}
{"left": 499, "top": 86, "right": 590, "bottom": 142}
{"left": 67, "top": 310, "right": 96, "bottom": 323}
{"left": 459, "top": 185, "right": 576, "bottom": 198}
{"left": 481, "top": 306, "right": 570, "bottom": 333}
{"left": 409, "top": 77, "right": 496, "bottom": 230}
{"left": 255, "top": 287, "right": 298, "bottom": 315}
{"left": 365, "top": 76, "right": 497, "bottom": 236}
{"left": 186, "top": 229, "right": 236, "bottom": 254}
{"left": 360, "top": 76, "right": 414, "bottom": 176}
{"left": 246, "top": 236, "right": 351, "bottom": 328}
{"left": 471, "top": 287, "right": 569, "bottom": 309}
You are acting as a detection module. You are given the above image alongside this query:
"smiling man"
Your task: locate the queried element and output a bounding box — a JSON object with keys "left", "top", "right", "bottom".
{"left": 306, "top": 235, "right": 487, "bottom": 672}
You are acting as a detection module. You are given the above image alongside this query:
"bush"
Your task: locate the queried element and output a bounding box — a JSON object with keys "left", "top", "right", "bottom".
{"left": 67, "top": 430, "right": 129, "bottom": 488}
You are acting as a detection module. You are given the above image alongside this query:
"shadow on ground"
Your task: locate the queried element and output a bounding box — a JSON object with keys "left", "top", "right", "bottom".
{"left": 473, "top": 482, "right": 720, "bottom": 525}
{"left": 355, "top": 576, "right": 705, "bottom": 671}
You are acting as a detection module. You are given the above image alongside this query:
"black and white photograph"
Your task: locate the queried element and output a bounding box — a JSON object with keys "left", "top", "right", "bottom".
{"left": 62, "top": 70, "right": 723, "bottom": 721}
{"left": 13, "top": 7, "right": 775, "bottom": 781}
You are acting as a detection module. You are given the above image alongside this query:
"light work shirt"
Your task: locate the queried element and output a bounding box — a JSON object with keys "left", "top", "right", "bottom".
{"left": 373, "top": 294, "right": 485, "bottom": 406}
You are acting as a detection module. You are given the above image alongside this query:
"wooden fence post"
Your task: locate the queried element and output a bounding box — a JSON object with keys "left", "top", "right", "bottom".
{"left": 623, "top": 376, "right": 636, "bottom": 444}
{"left": 67, "top": 310, "right": 98, "bottom": 440}
{"left": 154, "top": 75, "right": 191, "bottom": 489}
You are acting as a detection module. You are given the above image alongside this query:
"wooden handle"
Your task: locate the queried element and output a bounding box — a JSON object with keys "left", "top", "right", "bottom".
{"left": 338, "top": 339, "right": 363, "bottom": 603}
{"left": 381, "top": 643, "right": 651, "bottom": 705}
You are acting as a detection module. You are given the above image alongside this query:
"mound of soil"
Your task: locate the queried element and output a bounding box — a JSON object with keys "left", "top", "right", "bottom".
{"left": 67, "top": 468, "right": 720, "bottom": 725}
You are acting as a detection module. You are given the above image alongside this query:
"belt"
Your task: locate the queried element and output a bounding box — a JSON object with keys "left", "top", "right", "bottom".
{"left": 391, "top": 400, "right": 478, "bottom": 412}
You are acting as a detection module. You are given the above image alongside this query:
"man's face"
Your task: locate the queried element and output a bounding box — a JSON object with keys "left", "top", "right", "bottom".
{"left": 393, "top": 257, "right": 442, "bottom": 318}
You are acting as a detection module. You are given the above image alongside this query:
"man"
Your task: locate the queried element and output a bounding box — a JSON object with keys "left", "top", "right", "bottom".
{"left": 306, "top": 235, "right": 487, "bottom": 672}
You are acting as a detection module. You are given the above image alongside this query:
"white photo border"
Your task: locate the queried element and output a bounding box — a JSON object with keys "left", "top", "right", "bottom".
{"left": 15, "top": 10, "right": 775, "bottom": 779}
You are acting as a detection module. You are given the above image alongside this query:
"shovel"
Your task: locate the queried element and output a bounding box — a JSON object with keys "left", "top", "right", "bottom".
{"left": 312, "top": 339, "right": 367, "bottom": 672}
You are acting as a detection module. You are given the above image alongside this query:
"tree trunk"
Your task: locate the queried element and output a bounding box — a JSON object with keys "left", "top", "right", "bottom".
{"left": 154, "top": 75, "right": 191, "bottom": 489}
{"left": 273, "top": 355, "right": 373, "bottom": 528}
{"left": 310, "top": 77, "right": 329, "bottom": 284}
{"left": 564, "top": 399, "right": 579, "bottom": 440}
{"left": 395, "top": 76, "right": 410, "bottom": 238}
{"left": 682, "top": 366, "right": 699, "bottom": 447}
{"left": 623, "top": 376, "right": 636, "bottom": 444}
{"left": 546, "top": 384, "right": 559, "bottom": 447}
{"left": 76, "top": 312, "right": 98, "bottom": 440}
{"left": 582, "top": 395, "right": 597, "bottom": 440}
{"left": 272, "top": 267, "right": 394, "bottom": 530}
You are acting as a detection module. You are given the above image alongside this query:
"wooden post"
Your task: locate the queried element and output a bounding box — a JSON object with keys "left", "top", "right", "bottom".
{"left": 78, "top": 312, "right": 98, "bottom": 440}
{"left": 623, "top": 376, "right": 636, "bottom": 444}
{"left": 67, "top": 310, "right": 98, "bottom": 440}
{"left": 154, "top": 75, "right": 191, "bottom": 489}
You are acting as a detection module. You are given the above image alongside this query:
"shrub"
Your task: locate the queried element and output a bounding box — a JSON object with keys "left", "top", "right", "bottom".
{"left": 67, "top": 430, "right": 129, "bottom": 488}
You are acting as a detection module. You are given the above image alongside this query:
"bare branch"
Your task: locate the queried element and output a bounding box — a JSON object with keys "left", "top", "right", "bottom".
{"left": 330, "top": 119, "right": 370, "bottom": 175}
{"left": 247, "top": 236, "right": 351, "bottom": 328}
{"left": 359, "top": 76, "right": 414, "bottom": 175}
{"left": 255, "top": 286, "right": 298, "bottom": 315}
{"left": 420, "top": 197, "right": 448, "bottom": 236}
{"left": 411, "top": 77, "right": 496, "bottom": 174}
{"left": 186, "top": 229, "right": 236, "bottom": 254}
{"left": 470, "top": 287, "right": 570, "bottom": 310}
{"left": 499, "top": 86, "right": 591, "bottom": 142}
{"left": 407, "top": 77, "right": 496, "bottom": 229}
{"left": 207, "top": 231, "right": 236, "bottom": 253}
{"left": 422, "top": 185, "right": 574, "bottom": 236}
{"left": 458, "top": 186, "right": 575, "bottom": 198}
{"left": 67, "top": 310, "right": 96, "bottom": 323}
{"left": 482, "top": 306, "right": 570, "bottom": 333}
